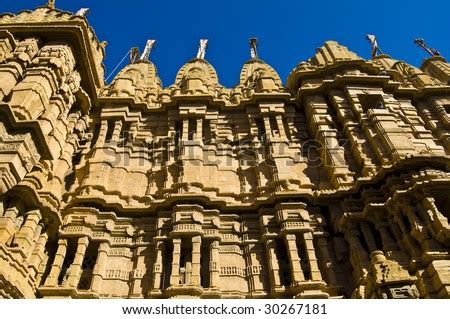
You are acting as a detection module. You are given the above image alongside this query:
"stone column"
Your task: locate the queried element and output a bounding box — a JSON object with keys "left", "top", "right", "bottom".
{"left": 65, "top": 236, "right": 89, "bottom": 288}
{"left": 97, "top": 120, "right": 109, "bottom": 146}
{"left": 209, "top": 240, "right": 220, "bottom": 288}
{"left": 170, "top": 238, "right": 182, "bottom": 286}
{"left": 304, "top": 95, "right": 354, "bottom": 188}
{"left": 376, "top": 222, "right": 398, "bottom": 251}
{"left": 316, "top": 237, "right": 338, "bottom": 285}
{"left": 263, "top": 116, "right": 272, "bottom": 139}
{"left": 182, "top": 119, "right": 189, "bottom": 140}
{"left": 196, "top": 118, "right": 203, "bottom": 141}
{"left": 330, "top": 92, "right": 378, "bottom": 175}
{"left": 275, "top": 115, "right": 287, "bottom": 139}
{"left": 28, "top": 230, "right": 48, "bottom": 278}
{"left": 400, "top": 204, "right": 429, "bottom": 242}
{"left": 284, "top": 234, "right": 305, "bottom": 283}
{"left": 12, "top": 209, "right": 42, "bottom": 254}
{"left": 44, "top": 238, "right": 68, "bottom": 286}
{"left": 31, "top": 231, "right": 48, "bottom": 283}
{"left": 302, "top": 232, "right": 322, "bottom": 281}
{"left": 265, "top": 238, "right": 280, "bottom": 288}
{"left": 360, "top": 222, "right": 378, "bottom": 252}
{"left": 393, "top": 212, "right": 421, "bottom": 258}
{"left": 191, "top": 236, "right": 202, "bottom": 285}
{"left": 110, "top": 120, "right": 123, "bottom": 145}
{"left": 152, "top": 241, "right": 165, "bottom": 290}
{"left": 346, "top": 229, "right": 370, "bottom": 272}
{"left": 0, "top": 199, "right": 24, "bottom": 244}
{"left": 90, "top": 242, "right": 110, "bottom": 293}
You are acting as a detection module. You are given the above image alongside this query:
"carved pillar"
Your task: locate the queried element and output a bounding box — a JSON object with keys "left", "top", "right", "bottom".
{"left": 392, "top": 212, "right": 421, "bottom": 258}
{"left": 304, "top": 95, "right": 354, "bottom": 187}
{"left": 376, "top": 222, "right": 398, "bottom": 251}
{"left": 191, "top": 236, "right": 202, "bottom": 285}
{"left": 284, "top": 234, "right": 305, "bottom": 283}
{"left": 44, "top": 238, "right": 68, "bottom": 286}
{"left": 360, "top": 222, "right": 378, "bottom": 252}
{"left": 170, "top": 238, "right": 181, "bottom": 286}
{"left": 28, "top": 229, "right": 48, "bottom": 279}
{"left": 400, "top": 203, "right": 428, "bottom": 242}
{"left": 275, "top": 115, "right": 287, "bottom": 139}
{"left": 209, "top": 240, "right": 220, "bottom": 288}
{"left": 196, "top": 118, "right": 203, "bottom": 141}
{"left": 90, "top": 242, "right": 110, "bottom": 293}
{"left": 110, "top": 120, "right": 123, "bottom": 144}
{"left": 97, "top": 120, "right": 109, "bottom": 146}
{"left": 330, "top": 92, "right": 378, "bottom": 176}
{"left": 302, "top": 232, "right": 322, "bottom": 281}
{"left": 65, "top": 236, "right": 89, "bottom": 287}
{"left": 263, "top": 116, "right": 272, "bottom": 139}
{"left": 346, "top": 229, "right": 370, "bottom": 274}
{"left": 182, "top": 119, "right": 189, "bottom": 140}
{"left": 265, "top": 239, "right": 280, "bottom": 288}
{"left": 244, "top": 243, "right": 265, "bottom": 293}
{"left": 316, "top": 237, "right": 338, "bottom": 285}
{"left": 0, "top": 198, "right": 25, "bottom": 244}
{"left": 152, "top": 240, "right": 165, "bottom": 290}
{"left": 12, "top": 209, "right": 41, "bottom": 254}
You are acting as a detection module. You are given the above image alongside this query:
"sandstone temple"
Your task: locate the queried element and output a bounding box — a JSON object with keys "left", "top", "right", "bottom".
{"left": 0, "top": 3, "right": 449, "bottom": 299}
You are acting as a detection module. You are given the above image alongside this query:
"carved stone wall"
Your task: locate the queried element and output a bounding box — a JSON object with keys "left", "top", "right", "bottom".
{"left": 0, "top": 7, "right": 449, "bottom": 299}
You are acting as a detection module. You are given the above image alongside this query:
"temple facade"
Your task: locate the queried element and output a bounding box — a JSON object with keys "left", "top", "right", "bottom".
{"left": 0, "top": 4, "right": 449, "bottom": 299}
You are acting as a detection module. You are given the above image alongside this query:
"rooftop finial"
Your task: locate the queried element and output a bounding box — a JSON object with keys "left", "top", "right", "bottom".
{"left": 139, "top": 40, "right": 156, "bottom": 61}
{"left": 414, "top": 38, "right": 440, "bottom": 57}
{"left": 130, "top": 47, "right": 140, "bottom": 64}
{"left": 249, "top": 37, "right": 258, "bottom": 59}
{"left": 46, "top": 0, "right": 55, "bottom": 9}
{"left": 75, "top": 8, "right": 90, "bottom": 17}
{"left": 366, "top": 34, "right": 383, "bottom": 59}
{"left": 196, "top": 39, "right": 208, "bottom": 59}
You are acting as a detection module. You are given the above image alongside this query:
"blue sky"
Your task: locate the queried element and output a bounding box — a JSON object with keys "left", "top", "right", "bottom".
{"left": 2, "top": 0, "right": 449, "bottom": 86}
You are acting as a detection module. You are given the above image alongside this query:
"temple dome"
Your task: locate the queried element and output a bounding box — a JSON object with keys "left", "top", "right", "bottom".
{"left": 230, "top": 59, "right": 284, "bottom": 101}
{"left": 173, "top": 58, "right": 223, "bottom": 95}
{"left": 102, "top": 60, "right": 162, "bottom": 103}
{"left": 175, "top": 58, "right": 219, "bottom": 84}
{"left": 239, "top": 58, "right": 282, "bottom": 87}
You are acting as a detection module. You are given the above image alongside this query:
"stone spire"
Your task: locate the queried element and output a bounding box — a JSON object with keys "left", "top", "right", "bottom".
{"left": 139, "top": 39, "right": 156, "bottom": 61}
{"left": 366, "top": 34, "right": 384, "bottom": 59}
{"left": 196, "top": 39, "right": 208, "bottom": 59}
{"left": 75, "top": 8, "right": 90, "bottom": 17}
{"left": 46, "top": 0, "right": 55, "bottom": 9}
{"left": 249, "top": 37, "right": 258, "bottom": 59}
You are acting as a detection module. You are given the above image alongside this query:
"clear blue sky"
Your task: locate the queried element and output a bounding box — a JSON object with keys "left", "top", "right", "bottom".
{"left": 2, "top": 0, "right": 449, "bottom": 86}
